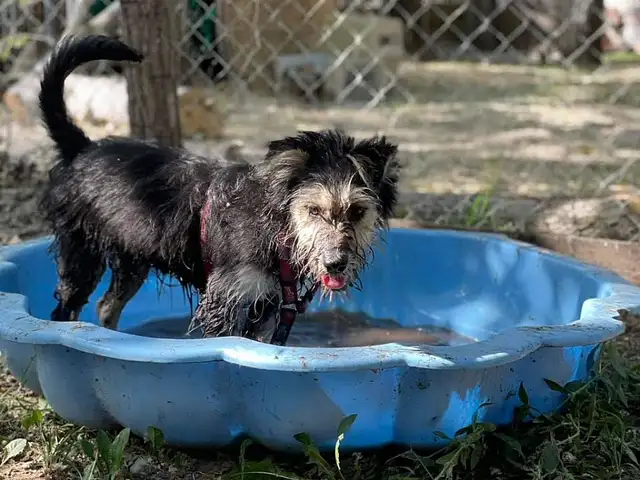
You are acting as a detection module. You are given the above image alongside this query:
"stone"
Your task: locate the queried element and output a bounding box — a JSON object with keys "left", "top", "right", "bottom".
{"left": 3, "top": 74, "right": 226, "bottom": 139}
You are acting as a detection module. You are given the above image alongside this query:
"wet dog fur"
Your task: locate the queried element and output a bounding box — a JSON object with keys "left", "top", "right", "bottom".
{"left": 39, "top": 35, "right": 400, "bottom": 338}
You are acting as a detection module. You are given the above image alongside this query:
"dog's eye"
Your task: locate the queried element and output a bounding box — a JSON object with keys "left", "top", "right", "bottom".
{"left": 308, "top": 206, "right": 322, "bottom": 217}
{"left": 347, "top": 206, "right": 366, "bottom": 222}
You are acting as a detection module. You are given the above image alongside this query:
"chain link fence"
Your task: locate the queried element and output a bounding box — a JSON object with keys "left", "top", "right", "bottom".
{"left": 1, "top": 0, "right": 640, "bottom": 247}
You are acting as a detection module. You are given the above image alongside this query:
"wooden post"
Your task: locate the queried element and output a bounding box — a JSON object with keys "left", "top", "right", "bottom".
{"left": 120, "top": 0, "right": 182, "bottom": 147}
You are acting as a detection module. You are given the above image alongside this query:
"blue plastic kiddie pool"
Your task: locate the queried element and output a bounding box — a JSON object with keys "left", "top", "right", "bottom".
{"left": 0, "top": 228, "right": 636, "bottom": 451}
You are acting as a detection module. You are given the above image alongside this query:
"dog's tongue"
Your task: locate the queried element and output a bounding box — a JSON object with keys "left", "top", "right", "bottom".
{"left": 321, "top": 274, "right": 346, "bottom": 290}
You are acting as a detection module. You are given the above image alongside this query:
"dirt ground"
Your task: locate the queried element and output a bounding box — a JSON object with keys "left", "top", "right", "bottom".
{"left": 1, "top": 59, "right": 640, "bottom": 478}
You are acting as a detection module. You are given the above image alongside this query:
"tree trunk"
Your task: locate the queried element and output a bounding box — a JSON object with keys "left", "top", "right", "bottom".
{"left": 120, "top": 0, "right": 182, "bottom": 147}
{"left": 582, "top": 0, "right": 605, "bottom": 66}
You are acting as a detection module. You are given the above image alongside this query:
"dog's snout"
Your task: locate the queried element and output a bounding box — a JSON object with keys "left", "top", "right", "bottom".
{"left": 323, "top": 250, "right": 349, "bottom": 275}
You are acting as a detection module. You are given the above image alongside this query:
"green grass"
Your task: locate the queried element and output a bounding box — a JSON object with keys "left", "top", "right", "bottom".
{"left": 0, "top": 34, "right": 31, "bottom": 62}
{"left": 603, "top": 51, "right": 640, "bottom": 65}
{"left": 1, "top": 343, "right": 639, "bottom": 480}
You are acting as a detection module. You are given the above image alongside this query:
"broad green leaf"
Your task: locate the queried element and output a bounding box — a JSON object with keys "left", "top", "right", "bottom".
{"left": 146, "top": 425, "right": 165, "bottom": 452}
{"left": 540, "top": 441, "right": 560, "bottom": 473}
{"left": 544, "top": 379, "right": 567, "bottom": 394}
{"left": 80, "top": 439, "right": 95, "bottom": 459}
{"left": 21, "top": 409, "right": 44, "bottom": 429}
{"left": 295, "top": 432, "right": 334, "bottom": 478}
{"left": 622, "top": 444, "right": 639, "bottom": 466}
{"left": 96, "top": 430, "right": 112, "bottom": 470}
{"left": 109, "top": 427, "right": 131, "bottom": 474}
{"left": 337, "top": 414, "right": 357, "bottom": 437}
{"left": 493, "top": 433, "right": 523, "bottom": 457}
{"left": 1, "top": 438, "right": 27, "bottom": 465}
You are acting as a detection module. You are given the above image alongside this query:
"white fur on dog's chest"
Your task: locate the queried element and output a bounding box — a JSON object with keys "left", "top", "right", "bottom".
{"left": 229, "top": 265, "right": 278, "bottom": 301}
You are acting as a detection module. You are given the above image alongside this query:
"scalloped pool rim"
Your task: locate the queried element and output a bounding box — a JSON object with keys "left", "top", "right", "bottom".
{"left": 0, "top": 230, "right": 632, "bottom": 373}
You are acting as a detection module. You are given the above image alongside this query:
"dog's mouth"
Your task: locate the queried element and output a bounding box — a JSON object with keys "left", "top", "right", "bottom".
{"left": 320, "top": 274, "right": 347, "bottom": 291}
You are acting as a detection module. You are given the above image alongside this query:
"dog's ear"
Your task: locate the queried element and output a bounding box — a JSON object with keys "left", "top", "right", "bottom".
{"left": 256, "top": 138, "right": 310, "bottom": 202}
{"left": 352, "top": 136, "right": 399, "bottom": 219}
{"left": 259, "top": 131, "right": 343, "bottom": 189}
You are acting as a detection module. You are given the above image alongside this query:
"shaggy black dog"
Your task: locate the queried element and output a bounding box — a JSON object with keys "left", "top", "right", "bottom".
{"left": 39, "top": 35, "right": 400, "bottom": 343}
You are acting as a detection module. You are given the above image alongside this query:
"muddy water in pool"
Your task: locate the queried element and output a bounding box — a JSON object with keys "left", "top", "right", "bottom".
{"left": 127, "top": 310, "right": 475, "bottom": 347}
{"left": 288, "top": 310, "right": 475, "bottom": 347}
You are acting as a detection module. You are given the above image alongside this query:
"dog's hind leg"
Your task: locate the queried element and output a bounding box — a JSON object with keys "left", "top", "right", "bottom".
{"left": 97, "top": 255, "right": 149, "bottom": 330}
{"left": 52, "top": 236, "right": 106, "bottom": 322}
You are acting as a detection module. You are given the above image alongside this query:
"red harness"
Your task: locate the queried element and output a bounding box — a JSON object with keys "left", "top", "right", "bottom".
{"left": 200, "top": 198, "right": 318, "bottom": 345}
{"left": 272, "top": 243, "right": 319, "bottom": 345}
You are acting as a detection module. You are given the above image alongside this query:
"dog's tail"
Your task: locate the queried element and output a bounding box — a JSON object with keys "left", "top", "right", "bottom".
{"left": 39, "top": 35, "right": 144, "bottom": 162}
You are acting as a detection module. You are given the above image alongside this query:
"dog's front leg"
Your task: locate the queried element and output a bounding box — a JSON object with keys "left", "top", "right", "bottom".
{"left": 245, "top": 295, "right": 279, "bottom": 342}
{"left": 191, "top": 270, "right": 240, "bottom": 337}
{"left": 192, "top": 292, "right": 238, "bottom": 337}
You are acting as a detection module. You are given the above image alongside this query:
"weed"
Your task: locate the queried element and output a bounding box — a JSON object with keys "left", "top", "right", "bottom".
{"left": 79, "top": 428, "right": 131, "bottom": 480}
{"left": 225, "top": 438, "right": 300, "bottom": 479}
{"left": 21, "top": 402, "right": 84, "bottom": 470}
{"left": 464, "top": 190, "right": 493, "bottom": 228}
{"left": 144, "top": 425, "right": 165, "bottom": 456}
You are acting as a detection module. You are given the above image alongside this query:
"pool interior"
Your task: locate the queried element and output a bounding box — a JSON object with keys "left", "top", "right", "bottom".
{"left": 123, "top": 310, "right": 478, "bottom": 347}
{"left": 0, "top": 231, "right": 617, "bottom": 346}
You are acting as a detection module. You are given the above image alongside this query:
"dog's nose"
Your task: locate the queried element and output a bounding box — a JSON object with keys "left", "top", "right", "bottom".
{"left": 323, "top": 250, "right": 349, "bottom": 275}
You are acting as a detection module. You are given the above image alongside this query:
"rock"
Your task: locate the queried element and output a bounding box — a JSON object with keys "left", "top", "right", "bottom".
{"left": 3, "top": 74, "right": 226, "bottom": 139}
{"left": 8, "top": 235, "right": 22, "bottom": 245}
{"left": 129, "top": 456, "right": 150, "bottom": 475}
{"left": 2, "top": 71, "right": 41, "bottom": 125}
{"left": 177, "top": 86, "right": 226, "bottom": 140}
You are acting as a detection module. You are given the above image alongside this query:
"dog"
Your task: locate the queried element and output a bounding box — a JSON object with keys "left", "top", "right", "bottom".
{"left": 38, "top": 35, "right": 400, "bottom": 342}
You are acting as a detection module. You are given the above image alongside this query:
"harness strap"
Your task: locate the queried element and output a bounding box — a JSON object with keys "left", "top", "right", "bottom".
{"left": 270, "top": 245, "right": 319, "bottom": 346}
